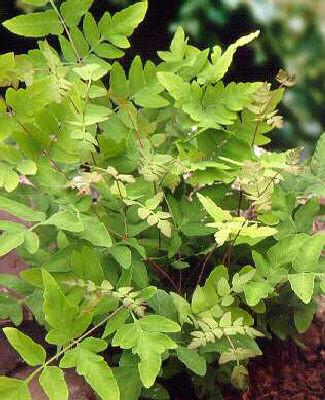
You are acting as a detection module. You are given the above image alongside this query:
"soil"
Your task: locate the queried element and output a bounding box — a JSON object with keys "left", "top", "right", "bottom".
{"left": 226, "top": 319, "right": 325, "bottom": 400}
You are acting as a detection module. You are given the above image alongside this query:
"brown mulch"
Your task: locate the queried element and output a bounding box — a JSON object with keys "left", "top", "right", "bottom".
{"left": 224, "top": 319, "right": 325, "bottom": 400}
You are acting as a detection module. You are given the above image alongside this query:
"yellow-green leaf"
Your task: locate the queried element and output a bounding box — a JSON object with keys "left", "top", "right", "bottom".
{"left": 39, "top": 367, "right": 68, "bottom": 400}
{"left": 0, "top": 377, "right": 31, "bottom": 400}
{"left": 3, "top": 327, "right": 46, "bottom": 366}
{"left": 3, "top": 10, "right": 63, "bottom": 37}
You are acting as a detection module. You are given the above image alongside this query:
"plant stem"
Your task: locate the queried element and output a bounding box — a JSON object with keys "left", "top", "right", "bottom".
{"left": 226, "top": 335, "right": 240, "bottom": 367}
{"left": 251, "top": 121, "right": 260, "bottom": 147}
{"left": 116, "top": 180, "right": 128, "bottom": 239}
{"left": 197, "top": 243, "right": 218, "bottom": 286}
{"left": 49, "top": 0, "right": 81, "bottom": 63}
{"left": 147, "top": 260, "right": 180, "bottom": 294}
{"left": 237, "top": 190, "right": 243, "bottom": 217}
{"left": 25, "top": 305, "right": 124, "bottom": 384}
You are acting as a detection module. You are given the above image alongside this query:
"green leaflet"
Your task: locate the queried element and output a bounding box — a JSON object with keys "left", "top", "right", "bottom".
{"left": 207, "top": 265, "right": 229, "bottom": 289}
{"left": 158, "top": 26, "right": 187, "bottom": 63}
{"left": 102, "top": 308, "right": 130, "bottom": 338}
{"left": 24, "top": 230, "right": 40, "bottom": 254}
{"left": 292, "top": 234, "right": 325, "bottom": 272}
{"left": 294, "top": 197, "right": 319, "bottom": 233}
{"left": 129, "top": 57, "right": 168, "bottom": 108}
{"left": 71, "top": 246, "right": 104, "bottom": 284}
{"left": 171, "top": 293, "right": 192, "bottom": 325}
{"left": 288, "top": 273, "right": 315, "bottom": 304}
{"left": 79, "top": 214, "right": 112, "bottom": 247}
{"left": 109, "top": 62, "right": 129, "bottom": 101}
{"left": 39, "top": 210, "right": 84, "bottom": 233}
{"left": 146, "top": 290, "right": 177, "bottom": 321}
{"left": 39, "top": 366, "right": 68, "bottom": 400}
{"left": 42, "top": 270, "right": 91, "bottom": 344}
{"left": 114, "top": 352, "right": 142, "bottom": 400}
{"left": 294, "top": 303, "right": 316, "bottom": 333}
{"left": 108, "top": 245, "right": 132, "bottom": 269}
{"left": 112, "top": 320, "right": 178, "bottom": 388}
{"left": 23, "top": 0, "right": 48, "bottom": 5}
{"left": 191, "top": 284, "right": 218, "bottom": 314}
{"left": 83, "top": 12, "right": 100, "bottom": 46}
{"left": 0, "top": 233, "right": 25, "bottom": 257}
{"left": 244, "top": 281, "right": 272, "bottom": 307}
{"left": 197, "top": 30, "right": 260, "bottom": 84}
{"left": 136, "top": 331, "right": 176, "bottom": 388}
{"left": 0, "top": 294, "right": 23, "bottom": 325}
{"left": 114, "top": 363, "right": 141, "bottom": 400}
{"left": 105, "top": 2, "right": 148, "bottom": 37}
{"left": 60, "top": 337, "right": 120, "bottom": 400}
{"left": 16, "top": 160, "right": 37, "bottom": 175}
{"left": 42, "top": 269, "right": 77, "bottom": 330}
{"left": 138, "top": 315, "right": 180, "bottom": 332}
{"left": 157, "top": 72, "right": 191, "bottom": 104}
{"left": 176, "top": 346, "right": 207, "bottom": 376}
{"left": 267, "top": 234, "right": 307, "bottom": 268}
{"left": 0, "top": 53, "right": 15, "bottom": 88}
{"left": 60, "top": 0, "right": 93, "bottom": 28}
{"left": 0, "top": 164, "right": 19, "bottom": 192}
{"left": 0, "top": 377, "right": 31, "bottom": 400}
{"left": 0, "top": 196, "right": 45, "bottom": 221}
{"left": 3, "top": 327, "right": 46, "bottom": 366}
{"left": 94, "top": 42, "right": 124, "bottom": 59}
{"left": 3, "top": 10, "right": 63, "bottom": 37}
{"left": 197, "top": 193, "right": 232, "bottom": 222}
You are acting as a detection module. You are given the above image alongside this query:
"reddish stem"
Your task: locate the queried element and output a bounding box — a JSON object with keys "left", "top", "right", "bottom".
{"left": 147, "top": 260, "right": 180, "bottom": 294}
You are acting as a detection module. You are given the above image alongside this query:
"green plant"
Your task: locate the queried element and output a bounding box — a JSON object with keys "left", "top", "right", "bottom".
{"left": 0, "top": 1, "right": 324, "bottom": 399}
{"left": 172, "top": 0, "right": 325, "bottom": 152}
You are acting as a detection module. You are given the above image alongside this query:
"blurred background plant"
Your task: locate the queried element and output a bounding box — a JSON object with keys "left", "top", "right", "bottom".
{"left": 2, "top": 0, "right": 325, "bottom": 153}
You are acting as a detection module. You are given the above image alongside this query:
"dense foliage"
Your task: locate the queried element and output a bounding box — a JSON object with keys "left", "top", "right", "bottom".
{"left": 0, "top": 1, "right": 324, "bottom": 399}
{"left": 172, "top": 0, "right": 325, "bottom": 152}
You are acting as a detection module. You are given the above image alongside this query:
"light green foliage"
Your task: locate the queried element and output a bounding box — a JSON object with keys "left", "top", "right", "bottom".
{"left": 61, "top": 0, "right": 93, "bottom": 28}
{"left": 288, "top": 273, "right": 315, "bottom": 304}
{"left": 197, "top": 30, "right": 260, "bottom": 84}
{"left": 112, "top": 317, "right": 179, "bottom": 388}
{"left": 3, "top": 11, "right": 63, "bottom": 37}
{"left": 0, "top": 1, "right": 324, "bottom": 398}
{"left": 60, "top": 337, "right": 119, "bottom": 400}
{"left": 197, "top": 193, "right": 277, "bottom": 246}
{"left": 3, "top": 327, "right": 46, "bottom": 366}
{"left": 39, "top": 366, "right": 69, "bottom": 400}
{"left": 42, "top": 270, "right": 92, "bottom": 344}
{"left": 0, "top": 377, "right": 31, "bottom": 400}
{"left": 176, "top": 345, "right": 207, "bottom": 376}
